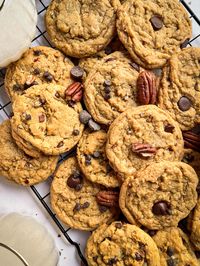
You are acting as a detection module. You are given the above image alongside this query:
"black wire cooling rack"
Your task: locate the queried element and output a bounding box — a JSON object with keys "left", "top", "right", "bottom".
{"left": 0, "top": 0, "right": 199, "bottom": 265}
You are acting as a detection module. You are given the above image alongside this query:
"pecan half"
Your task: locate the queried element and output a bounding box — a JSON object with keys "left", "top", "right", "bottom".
{"left": 137, "top": 71, "right": 157, "bottom": 105}
{"left": 96, "top": 191, "right": 119, "bottom": 207}
{"left": 182, "top": 131, "right": 200, "bottom": 152}
{"left": 65, "top": 82, "right": 83, "bottom": 102}
{"left": 132, "top": 143, "right": 157, "bottom": 158}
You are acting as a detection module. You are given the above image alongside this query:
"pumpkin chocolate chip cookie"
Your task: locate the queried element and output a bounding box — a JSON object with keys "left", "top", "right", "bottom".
{"left": 117, "top": 0, "right": 192, "bottom": 69}
{"left": 106, "top": 105, "right": 184, "bottom": 179}
{"left": 51, "top": 157, "right": 119, "bottom": 231}
{"left": 77, "top": 130, "right": 120, "bottom": 188}
{"left": 152, "top": 227, "right": 199, "bottom": 266}
{"left": 0, "top": 120, "right": 58, "bottom": 186}
{"left": 11, "top": 84, "right": 84, "bottom": 155}
{"left": 5, "top": 46, "right": 74, "bottom": 100}
{"left": 84, "top": 52, "right": 158, "bottom": 125}
{"left": 45, "top": 0, "right": 120, "bottom": 58}
{"left": 158, "top": 47, "right": 200, "bottom": 130}
{"left": 85, "top": 222, "right": 161, "bottom": 266}
{"left": 119, "top": 161, "right": 198, "bottom": 230}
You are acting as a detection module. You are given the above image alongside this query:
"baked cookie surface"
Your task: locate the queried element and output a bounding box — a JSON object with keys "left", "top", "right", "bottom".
{"left": 45, "top": 0, "right": 119, "bottom": 58}
{"left": 5, "top": 46, "right": 74, "bottom": 100}
{"left": 106, "top": 105, "right": 184, "bottom": 179}
{"left": 117, "top": 0, "right": 192, "bottom": 68}
{"left": 85, "top": 221, "right": 161, "bottom": 266}
{"left": 189, "top": 198, "right": 200, "bottom": 250}
{"left": 119, "top": 161, "right": 198, "bottom": 229}
{"left": 51, "top": 157, "right": 119, "bottom": 231}
{"left": 11, "top": 84, "right": 84, "bottom": 155}
{"left": 0, "top": 120, "right": 58, "bottom": 186}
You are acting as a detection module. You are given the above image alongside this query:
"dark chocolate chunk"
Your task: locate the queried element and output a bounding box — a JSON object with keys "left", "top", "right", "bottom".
{"left": 72, "top": 129, "right": 80, "bottom": 136}
{"left": 43, "top": 71, "right": 53, "bottom": 82}
{"left": 88, "top": 119, "right": 101, "bottom": 131}
{"left": 150, "top": 15, "right": 163, "bottom": 31}
{"left": 164, "top": 124, "right": 174, "bottom": 133}
{"left": 73, "top": 203, "right": 82, "bottom": 212}
{"left": 82, "top": 202, "right": 90, "bottom": 209}
{"left": 104, "top": 93, "right": 111, "bottom": 100}
{"left": 67, "top": 174, "right": 82, "bottom": 189}
{"left": 24, "top": 179, "right": 29, "bottom": 184}
{"left": 57, "top": 141, "right": 64, "bottom": 148}
{"left": 152, "top": 201, "right": 171, "bottom": 215}
{"left": 99, "top": 205, "right": 108, "bottom": 213}
{"left": 79, "top": 110, "right": 91, "bottom": 124}
{"left": 135, "top": 252, "right": 143, "bottom": 261}
{"left": 85, "top": 154, "right": 92, "bottom": 166}
{"left": 115, "top": 222, "right": 122, "bottom": 229}
{"left": 178, "top": 96, "right": 192, "bottom": 111}
{"left": 180, "top": 38, "right": 190, "bottom": 49}
{"left": 70, "top": 66, "right": 84, "bottom": 80}
{"left": 167, "top": 247, "right": 174, "bottom": 257}
{"left": 104, "top": 86, "right": 111, "bottom": 93}
{"left": 33, "top": 50, "right": 42, "bottom": 56}
{"left": 33, "top": 68, "right": 40, "bottom": 75}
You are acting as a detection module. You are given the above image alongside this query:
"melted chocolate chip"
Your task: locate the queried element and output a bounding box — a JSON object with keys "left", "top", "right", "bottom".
{"left": 135, "top": 252, "right": 143, "bottom": 261}
{"left": 33, "top": 68, "right": 40, "bottom": 75}
{"left": 67, "top": 174, "right": 82, "bottom": 190}
{"left": 164, "top": 124, "right": 174, "bottom": 133}
{"left": 150, "top": 15, "right": 163, "bottom": 31}
{"left": 85, "top": 154, "right": 92, "bottom": 166}
{"left": 43, "top": 71, "right": 53, "bottom": 82}
{"left": 104, "top": 86, "right": 111, "bottom": 93}
{"left": 24, "top": 179, "right": 29, "bottom": 184}
{"left": 180, "top": 38, "right": 190, "bottom": 49}
{"left": 167, "top": 247, "right": 174, "bottom": 257}
{"left": 73, "top": 203, "right": 82, "bottom": 212}
{"left": 82, "top": 202, "right": 90, "bottom": 209}
{"left": 129, "top": 62, "right": 140, "bottom": 72}
{"left": 23, "top": 113, "right": 31, "bottom": 121}
{"left": 99, "top": 205, "right": 108, "bottom": 213}
{"left": 108, "top": 258, "right": 117, "bottom": 265}
{"left": 152, "top": 201, "right": 171, "bottom": 215}
{"left": 33, "top": 50, "right": 42, "bottom": 56}
{"left": 70, "top": 66, "right": 84, "bottom": 80}
{"left": 104, "top": 93, "right": 111, "bottom": 100}
{"left": 72, "top": 129, "right": 80, "bottom": 136}
{"left": 178, "top": 96, "right": 192, "bottom": 111}
{"left": 57, "top": 141, "right": 64, "bottom": 148}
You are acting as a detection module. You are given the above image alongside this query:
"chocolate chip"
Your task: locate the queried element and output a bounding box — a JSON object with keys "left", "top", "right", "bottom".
{"left": 70, "top": 66, "right": 84, "bottom": 80}
{"left": 150, "top": 15, "right": 163, "bottom": 31}
{"left": 72, "top": 129, "right": 80, "bottom": 136}
{"left": 39, "top": 113, "right": 45, "bottom": 123}
{"left": 73, "top": 203, "right": 82, "bottom": 212}
{"left": 82, "top": 202, "right": 90, "bottom": 209}
{"left": 104, "top": 86, "right": 111, "bottom": 93}
{"left": 38, "top": 97, "right": 46, "bottom": 106}
{"left": 68, "top": 100, "right": 75, "bottom": 107}
{"left": 178, "top": 96, "right": 192, "bottom": 111}
{"left": 88, "top": 119, "right": 101, "bottom": 131}
{"left": 33, "top": 50, "right": 42, "bottom": 56}
{"left": 55, "top": 92, "right": 60, "bottom": 98}
{"left": 106, "top": 164, "right": 112, "bottom": 173}
{"left": 22, "top": 113, "right": 31, "bottom": 121}
{"left": 115, "top": 222, "right": 122, "bottom": 229}
{"left": 167, "top": 247, "right": 174, "bottom": 257}
{"left": 164, "top": 124, "right": 174, "bottom": 133}
{"left": 43, "top": 71, "right": 53, "bottom": 82}
{"left": 93, "top": 256, "right": 98, "bottom": 262}
{"left": 129, "top": 62, "right": 140, "bottom": 72}
{"left": 13, "top": 84, "right": 23, "bottom": 91}
{"left": 167, "top": 258, "right": 176, "bottom": 266}
{"left": 104, "top": 80, "right": 111, "bottom": 87}
{"left": 75, "top": 184, "right": 83, "bottom": 191}
{"left": 99, "top": 205, "right": 108, "bottom": 213}
{"left": 24, "top": 180, "right": 29, "bottom": 184}
{"left": 104, "top": 93, "right": 111, "bottom": 100}
{"left": 79, "top": 110, "right": 91, "bottom": 124}
{"left": 85, "top": 154, "right": 92, "bottom": 166}
{"left": 152, "top": 201, "right": 171, "bottom": 215}
{"left": 148, "top": 230, "right": 157, "bottom": 236}
{"left": 180, "top": 38, "right": 190, "bottom": 49}
{"left": 105, "top": 46, "right": 113, "bottom": 55}
{"left": 108, "top": 258, "right": 117, "bottom": 265}
{"left": 138, "top": 242, "right": 146, "bottom": 250}
{"left": 93, "top": 151, "right": 101, "bottom": 158}
{"left": 135, "top": 252, "right": 143, "bottom": 261}
{"left": 33, "top": 68, "right": 40, "bottom": 75}
{"left": 57, "top": 141, "right": 64, "bottom": 148}
{"left": 67, "top": 174, "right": 82, "bottom": 190}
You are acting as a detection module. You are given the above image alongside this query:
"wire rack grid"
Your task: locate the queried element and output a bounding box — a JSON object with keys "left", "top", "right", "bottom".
{"left": 0, "top": 0, "right": 199, "bottom": 265}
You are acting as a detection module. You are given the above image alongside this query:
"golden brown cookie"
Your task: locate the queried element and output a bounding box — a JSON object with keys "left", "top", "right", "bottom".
{"left": 45, "top": 0, "right": 120, "bottom": 58}
{"left": 5, "top": 46, "right": 74, "bottom": 100}
{"left": 117, "top": 0, "right": 192, "bottom": 68}
{"left": 0, "top": 120, "right": 58, "bottom": 186}
{"left": 51, "top": 157, "right": 119, "bottom": 231}
{"left": 11, "top": 83, "right": 84, "bottom": 155}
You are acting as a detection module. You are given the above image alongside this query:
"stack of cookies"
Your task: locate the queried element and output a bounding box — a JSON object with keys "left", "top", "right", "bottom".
{"left": 0, "top": 0, "right": 200, "bottom": 265}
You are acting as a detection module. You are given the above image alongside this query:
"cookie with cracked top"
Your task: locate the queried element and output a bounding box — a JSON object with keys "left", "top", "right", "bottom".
{"left": 45, "top": 0, "right": 120, "bottom": 58}
{"left": 5, "top": 46, "right": 74, "bottom": 100}
{"left": 51, "top": 157, "right": 119, "bottom": 231}
{"left": 106, "top": 105, "right": 184, "bottom": 180}
{"left": 85, "top": 222, "right": 161, "bottom": 266}
{"left": 0, "top": 120, "right": 58, "bottom": 186}
{"left": 77, "top": 130, "right": 120, "bottom": 188}
{"left": 158, "top": 47, "right": 200, "bottom": 130}
{"left": 11, "top": 84, "right": 84, "bottom": 155}
{"left": 116, "top": 0, "right": 192, "bottom": 69}
{"left": 152, "top": 227, "right": 199, "bottom": 266}
{"left": 119, "top": 161, "right": 198, "bottom": 229}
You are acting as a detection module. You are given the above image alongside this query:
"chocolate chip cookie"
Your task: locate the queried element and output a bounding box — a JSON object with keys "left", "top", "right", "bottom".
{"left": 85, "top": 222, "right": 161, "bottom": 266}
{"left": 5, "top": 46, "right": 74, "bottom": 100}
{"left": 77, "top": 130, "right": 120, "bottom": 188}
{"left": 11, "top": 84, "right": 84, "bottom": 155}
{"left": 84, "top": 52, "right": 156, "bottom": 125}
{"left": 152, "top": 227, "right": 199, "bottom": 266}
{"left": 106, "top": 105, "right": 184, "bottom": 179}
{"left": 117, "top": 0, "right": 192, "bottom": 69}
{"left": 188, "top": 198, "right": 200, "bottom": 250}
{"left": 158, "top": 47, "right": 200, "bottom": 130}
{"left": 51, "top": 157, "right": 119, "bottom": 231}
{"left": 45, "top": 0, "right": 120, "bottom": 58}
{"left": 0, "top": 120, "right": 58, "bottom": 186}
{"left": 119, "top": 161, "right": 198, "bottom": 229}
